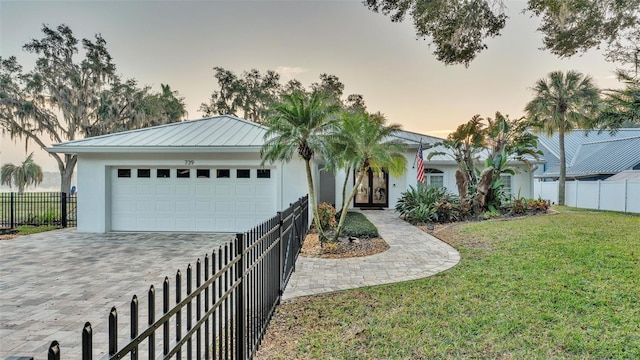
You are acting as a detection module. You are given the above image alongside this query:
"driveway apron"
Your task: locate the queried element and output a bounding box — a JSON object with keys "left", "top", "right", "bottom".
{"left": 0, "top": 230, "right": 233, "bottom": 359}
{"left": 283, "top": 210, "right": 461, "bottom": 299}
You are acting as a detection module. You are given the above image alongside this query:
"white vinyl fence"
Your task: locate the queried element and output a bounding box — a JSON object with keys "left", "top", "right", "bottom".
{"left": 534, "top": 180, "right": 640, "bottom": 213}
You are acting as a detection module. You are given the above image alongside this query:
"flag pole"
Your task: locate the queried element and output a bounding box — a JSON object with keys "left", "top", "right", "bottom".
{"left": 412, "top": 139, "right": 422, "bottom": 169}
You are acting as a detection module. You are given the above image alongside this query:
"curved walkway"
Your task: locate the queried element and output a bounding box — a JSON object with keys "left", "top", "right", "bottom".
{"left": 283, "top": 210, "right": 461, "bottom": 300}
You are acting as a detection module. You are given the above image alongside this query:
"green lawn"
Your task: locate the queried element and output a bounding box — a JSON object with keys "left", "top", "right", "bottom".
{"left": 257, "top": 211, "right": 640, "bottom": 359}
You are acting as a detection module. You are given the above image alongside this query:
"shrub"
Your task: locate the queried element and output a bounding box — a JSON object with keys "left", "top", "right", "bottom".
{"left": 527, "top": 198, "right": 550, "bottom": 212}
{"left": 341, "top": 212, "right": 379, "bottom": 238}
{"left": 509, "top": 197, "right": 528, "bottom": 215}
{"left": 395, "top": 185, "right": 459, "bottom": 224}
{"left": 317, "top": 202, "right": 337, "bottom": 230}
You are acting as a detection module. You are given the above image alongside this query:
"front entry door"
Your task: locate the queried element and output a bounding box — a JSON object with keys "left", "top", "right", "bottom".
{"left": 354, "top": 169, "right": 389, "bottom": 208}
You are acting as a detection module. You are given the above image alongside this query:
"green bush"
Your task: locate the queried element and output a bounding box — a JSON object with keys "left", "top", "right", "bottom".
{"left": 395, "top": 185, "right": 460, "bottom": 224}
{"left": 341, "top": 212, "right": 379, "bottom": 238}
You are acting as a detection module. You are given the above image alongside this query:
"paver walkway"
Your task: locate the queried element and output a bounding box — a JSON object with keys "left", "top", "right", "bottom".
{"left": 283, "top": 210, "right": 461, "bottom": 299}
{"left": 0, "top": 230, "right": 232, "bottom": 359}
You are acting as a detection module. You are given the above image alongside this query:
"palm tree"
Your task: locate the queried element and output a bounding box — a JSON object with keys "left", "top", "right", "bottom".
{"left": 1, "top": 152, "right": 44, "bottom": 194}
{"left": 427, "top": 114, "right": 486, "bottom": 199}
{"left": 329, "top": 111, "right": 407, "bottom": 242}
{"left": 597, "top": 71, "right": 640, "bottom": 132}
{"left": 261, "top": 91, "right": 340, "bottom": 242}
{"left": 525, "top": 70, "right": 600, "bottom": 206}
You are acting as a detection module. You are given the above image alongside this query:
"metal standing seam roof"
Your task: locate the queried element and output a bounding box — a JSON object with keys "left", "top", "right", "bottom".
{"left": 47, "top": 115, "right": 445, "bottom": 154}
{"left": 541, "top": 136, "right": 640, "bottom": 177}
{"left": 535, "top": 129, "right": 640, "bottom": 161}
{"left": 47, "top": 115, "right": 270, "bottom": 153}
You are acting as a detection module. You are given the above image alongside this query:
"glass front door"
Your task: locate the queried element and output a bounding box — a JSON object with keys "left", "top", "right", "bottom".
{"left": 354, "top": 169, "right": 389, "bottom": 208}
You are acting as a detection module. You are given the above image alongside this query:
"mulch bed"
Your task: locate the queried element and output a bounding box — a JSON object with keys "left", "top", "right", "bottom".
{"left": 300, "top": 231, "right": 389, "bottom": 259}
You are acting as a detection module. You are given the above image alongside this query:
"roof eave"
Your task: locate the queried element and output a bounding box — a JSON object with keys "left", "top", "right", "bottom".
{"left": 46, "top": 146, "right": 263, "bottom": 154}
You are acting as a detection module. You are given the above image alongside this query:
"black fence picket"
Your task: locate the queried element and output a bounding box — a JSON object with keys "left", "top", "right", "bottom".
{"left": 0, "top": 192, "right": 77, "bottom": 229}
{"left": 41, "top": 195, "right": 308, "bottom": 360}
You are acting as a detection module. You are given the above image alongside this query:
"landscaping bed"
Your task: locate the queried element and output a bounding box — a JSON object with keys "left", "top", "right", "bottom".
{"left": 301, "top": 211, "right": 389, "bottom": 259}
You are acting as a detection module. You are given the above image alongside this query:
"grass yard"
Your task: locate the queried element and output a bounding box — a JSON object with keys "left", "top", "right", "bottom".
{"left": 257, "top": 211, "right": 640, "bottom": 359}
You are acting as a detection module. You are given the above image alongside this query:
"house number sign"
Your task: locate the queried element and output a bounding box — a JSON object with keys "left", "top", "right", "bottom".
{"left": 185, "top": 160, "right": 195, "bottom": 165}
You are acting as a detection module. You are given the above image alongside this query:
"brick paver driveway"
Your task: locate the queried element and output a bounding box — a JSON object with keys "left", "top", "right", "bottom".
{"left": 0, "top": 229, "right": 233, "bottom": 359}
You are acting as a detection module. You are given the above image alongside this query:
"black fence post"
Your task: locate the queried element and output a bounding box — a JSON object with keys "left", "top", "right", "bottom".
{"left": 48, "top": 340, "right": 60, "bottom": 360}
{"left": 148, "top": 285, "right": 155, "bottom": 360}
{"left": 235, "top": 233, "right": 246, "bottom": 360}
{"left": 10, "top": 192, "right": 15, "bottom": 229}
{"left": 163, "top": 277, "right": 170, "bottom": 356}
{"left": 175, "top": 269, "right": 182, "bottom": 359}
{"left": 109, "top": 307, "right": 118, "bottom": 356}
{"left": 277, "top": 211, "right": 284, "bottom": 297}
{"left": 131, "top": 295, "right": 138, "bottom": 360}
{"left": 82, "top": 322, "right": 92, "bottom": 360}
{"left": 61, "top": 192, "right": 67, "bottom": 228}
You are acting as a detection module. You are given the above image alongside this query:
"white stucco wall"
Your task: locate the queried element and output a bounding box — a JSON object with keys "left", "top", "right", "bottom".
{"left": 76, "top": 151, "right": 307, "bottom": 232}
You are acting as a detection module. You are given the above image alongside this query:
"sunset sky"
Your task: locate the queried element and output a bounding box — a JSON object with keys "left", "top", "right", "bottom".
{"left": 1, "top": 0, "right": 621, "bottom": 172}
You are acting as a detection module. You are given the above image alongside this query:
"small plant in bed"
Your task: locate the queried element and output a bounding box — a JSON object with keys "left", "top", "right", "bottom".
{"left": 302, "top": 211, "right": 387, "bottom": 258}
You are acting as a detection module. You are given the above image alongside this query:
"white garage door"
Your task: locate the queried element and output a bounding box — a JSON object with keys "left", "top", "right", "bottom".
{"left": 111, "top": 167, "right": 277, "bottom": 232}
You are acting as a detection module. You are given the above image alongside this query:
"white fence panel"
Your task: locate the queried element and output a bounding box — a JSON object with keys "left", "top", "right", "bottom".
{"left": 534, "top": 179, "right": 640, "bottom": 213}
{"left": 576, "top": 182, "right": 599, "bottom": 209}
{"left": 565, "top": 181, "right": 577, "bottom": 207}
{"left": 627, "top": 182, "right": 640, "bottom": 213}
{"left": 535, "top": 181, "right": 559, "bottom": 204}
{"left": 599, "top": 181, "right": 626, "bottom": 212}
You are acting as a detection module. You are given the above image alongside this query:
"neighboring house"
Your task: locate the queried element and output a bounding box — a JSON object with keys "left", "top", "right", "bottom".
{"left": 48, "top": 115, "right": 537, "bottom": 233}
{"left": 534, "top": 129, "right": 640, "bottom": 181}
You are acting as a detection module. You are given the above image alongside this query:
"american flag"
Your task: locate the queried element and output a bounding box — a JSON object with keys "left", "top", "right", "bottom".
{"left": 416, "top": 141, "right": 425, "bottom": 183}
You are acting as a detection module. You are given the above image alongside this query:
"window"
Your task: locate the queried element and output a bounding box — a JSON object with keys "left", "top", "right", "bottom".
{"left": 216, "top": 169, "right": 230, "bottom": 178}
{"left": 197, "top": 169, "right": 210, "bottom": 178}
{"left": 137, "top": 169, "right": 151, "bottom": 178}
{"left": 500, "top": 175, "right": 512, "bottom": 196}
{"left": 424, "top": 168, "right": 444, "bottom": 188}
{"left": 237, "top": 169, "right": 250, "bottom": 178}
{"left": 117, "top": 169, "right": 131, "bottom": 178}
{"left": 177, "top": 169, "right": 190, "bottom": 178}
{"left": 157, "top": 169, "right": 170, "bottom": 178}
{"left": 257, "top": 169, "right": 271, "bottom": 179}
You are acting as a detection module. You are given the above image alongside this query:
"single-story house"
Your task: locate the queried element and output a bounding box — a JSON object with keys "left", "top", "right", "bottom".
{"left": 48, "top": 115, "right": 538, "bottom": 233}
{"left": 534, "top": 129, "right": 640, "bottom": 181}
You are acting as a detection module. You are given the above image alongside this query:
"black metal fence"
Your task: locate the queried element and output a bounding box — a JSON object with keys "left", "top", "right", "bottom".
{"left": 45, "top": 195, "right": 308, "bottom": 360}
{"left": 0, "top": 192, "right": 77, "bottom": 229}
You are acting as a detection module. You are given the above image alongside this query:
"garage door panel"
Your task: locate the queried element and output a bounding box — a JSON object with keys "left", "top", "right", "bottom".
{"left": 255, "top": 200, "right": 273, "bottom": 210}
{"left": 195, "top": 201, "right": 212, "bottom": 212}
{"left": 155, "top": 201, "right": 173, "bottom": 212}
{"left": 136, "top": 185, "right": 154, "bottom": 195}
{"left": 195, "top": 184, "right": 211, "bottom": 195}
{"left": 111, "top": 167, "right": 276, "bottom": 232}
{"left": 175, "top": 200, "right": 193, "bottom": 212}
{"left": 156, "top": 184, "right": 172, "bottom": 194}
{"left": 215, "top": 184, "right": 233, "bottom": 196}
{"left": 137, "top": 217, "right": 155, "bottom": 229}
{"left": 175, "top": 184, "right": 191, "bottom": 195}
{"left": 174, "top": 217, "right": 195, "bottom": 231}
{"left": 136, "top": 201, "right": 154, "bottom": 212}
{"left": 234, "top": 184, "right": 253, "bottom": 197}
{"left": 215, "top": 201, "right": 233, "bottom": 212}
{"left": 214, "top": 217, "right": 234, "bottom": 232}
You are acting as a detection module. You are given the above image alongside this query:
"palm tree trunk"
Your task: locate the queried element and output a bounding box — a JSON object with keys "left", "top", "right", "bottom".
{"left": 332, "top": 168, "right": 367, "bottom": 243}
{"left": 305, "top": 158, "right": 326, "bottom": 242}
{"left": 558, "top": 128, "right": 566, "bottom": 206}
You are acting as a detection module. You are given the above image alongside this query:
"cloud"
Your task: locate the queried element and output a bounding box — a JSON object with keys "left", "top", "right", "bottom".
{"left": 276, "top": 66, "right": 308, "bottom": 80}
